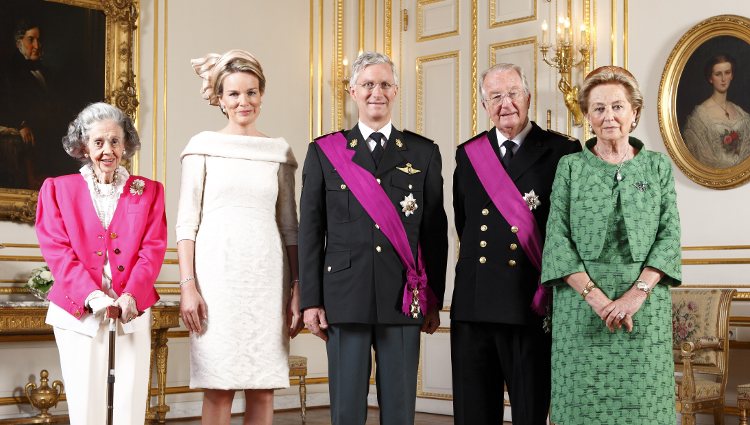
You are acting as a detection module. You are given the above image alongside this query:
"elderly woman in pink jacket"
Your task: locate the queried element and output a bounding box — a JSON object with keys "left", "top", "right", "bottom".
{"left": 35, "top": 102, "right": 167, "bottom": 425}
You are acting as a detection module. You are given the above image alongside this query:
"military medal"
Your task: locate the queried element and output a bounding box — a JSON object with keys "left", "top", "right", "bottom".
{"left": 395, "top": 139, "right": 403, "bottom": 148}
{"left": 522, "top": 190, "right": 541, "bottom": 211}
{"left": 400, "top": 193, "right": 418, "bottom": 217}
{"left": 349, "top": 139, "right": 358, "bottom": 148}
{"left": 396, "top": 163, "right": 421, "bottom": 175}
{"left": 410, "top": 288, "right": 421, "bottom": 318}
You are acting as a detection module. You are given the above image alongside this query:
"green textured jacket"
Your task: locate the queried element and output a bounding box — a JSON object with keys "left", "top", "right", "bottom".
{"left": 541, "top": 137, "right": 682, "bottom": 286}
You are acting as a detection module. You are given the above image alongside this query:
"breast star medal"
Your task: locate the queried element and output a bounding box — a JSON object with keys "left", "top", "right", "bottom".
{"left": 522, "top": 190, "right": 541, "bottom": 211}
{"left": 396, "top": 163, "right": 421, "bottom": 175}
{"left": 400, "top": 193, "right": 418, "bottom": 217}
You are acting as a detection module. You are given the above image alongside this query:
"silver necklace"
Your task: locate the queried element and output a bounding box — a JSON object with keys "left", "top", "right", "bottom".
{"left": 595, "top": 145, "right": 629, "bottom": 182}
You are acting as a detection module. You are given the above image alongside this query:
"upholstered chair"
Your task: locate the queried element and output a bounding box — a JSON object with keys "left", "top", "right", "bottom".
{"left": 672, "top": 288, "right": 736, "bottom": 425}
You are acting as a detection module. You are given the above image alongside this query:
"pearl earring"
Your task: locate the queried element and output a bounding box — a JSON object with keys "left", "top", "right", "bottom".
{"left": 220, "top": 105, "right": 226, "bottom": 114}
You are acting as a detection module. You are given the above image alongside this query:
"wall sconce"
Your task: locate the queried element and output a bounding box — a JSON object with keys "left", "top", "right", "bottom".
{"left": 341, "top": 57, "right": 351, "bottom": 95}
{"left": 539, "top": 15, "right": 590, "bottom": 127}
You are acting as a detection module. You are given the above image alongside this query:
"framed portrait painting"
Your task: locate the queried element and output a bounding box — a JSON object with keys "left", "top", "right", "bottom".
{"left": 0, "top": 0, "right": 137, "bottom": 223}
{"left": 659, "top": 14, "right": 750, "bottom": 189}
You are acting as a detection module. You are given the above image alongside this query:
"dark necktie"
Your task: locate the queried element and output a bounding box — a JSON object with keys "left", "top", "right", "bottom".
{"left": 501, "top": 140, "right": 515, "bottom": 169}
{"left": 371, "top": 132, "right": 385, "bottom": 167}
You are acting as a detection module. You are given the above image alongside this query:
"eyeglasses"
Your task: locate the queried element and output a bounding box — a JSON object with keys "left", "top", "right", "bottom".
{"left": 356, "top": 82, "right": 397, "bottom": 92}
{"left": 484, "top": 90, "right": 524, "bottom": 106}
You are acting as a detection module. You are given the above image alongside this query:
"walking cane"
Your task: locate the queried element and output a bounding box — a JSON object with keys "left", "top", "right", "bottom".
{"left": 105, "top": 305, "right": 122, "bottom": 425}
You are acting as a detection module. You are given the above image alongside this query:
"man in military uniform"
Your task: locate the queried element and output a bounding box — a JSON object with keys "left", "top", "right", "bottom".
{"left": 299, "top": 52, "right": 448, "bottom": 425}
{"left": 451, "top": 63, "right": 581, "bottom": 425}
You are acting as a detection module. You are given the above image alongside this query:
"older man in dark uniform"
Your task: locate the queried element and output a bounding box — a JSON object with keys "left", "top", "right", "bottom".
{"left": 299, "top": 52, "right": 448, "bottom": 425}
{"left": 451, "top": 63, "right": 581, "bottom": 425}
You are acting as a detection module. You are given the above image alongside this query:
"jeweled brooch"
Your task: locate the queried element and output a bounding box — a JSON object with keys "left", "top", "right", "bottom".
{"left": 130, "top": 179, "right": 145, "bottom": 196}
{"left": 523, "top": 190, "right": 541, "bottom": 211}
{"left": 400, "top": 193, "right": 419, "bottom": 217}
{"left": 633, "top": 181, "right": 648, "bottom": 192}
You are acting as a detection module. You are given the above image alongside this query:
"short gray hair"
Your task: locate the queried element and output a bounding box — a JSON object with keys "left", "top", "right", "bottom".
{"left": 349, "top": 51, "right": 399, "bottom": 89}
{"left": 479, "top": 63, "right": 530, "bottom": 100}
{"left": 62, "top": 102, "right": 140, "bottom": 162}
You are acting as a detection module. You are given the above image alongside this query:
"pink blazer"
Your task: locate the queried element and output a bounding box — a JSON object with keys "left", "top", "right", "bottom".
{"left": 36, "top": 173, "right": 167, "bottom": 319}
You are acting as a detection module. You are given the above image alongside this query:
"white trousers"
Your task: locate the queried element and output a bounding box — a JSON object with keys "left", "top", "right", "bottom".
{"left": 54, "top": 315, "right": 151, "bottom": 425}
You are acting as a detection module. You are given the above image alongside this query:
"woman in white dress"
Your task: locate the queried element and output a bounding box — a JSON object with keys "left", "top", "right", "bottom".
{"left": 683, "top": 53, "right": 750, "bottom": 168}
{"left": 176, "top": 49, "right": 303, "bottom": 425}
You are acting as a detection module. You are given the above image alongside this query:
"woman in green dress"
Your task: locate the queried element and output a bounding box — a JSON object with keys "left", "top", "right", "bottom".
{"left": 541, "top": 66, "right": 681, "bottom": 424}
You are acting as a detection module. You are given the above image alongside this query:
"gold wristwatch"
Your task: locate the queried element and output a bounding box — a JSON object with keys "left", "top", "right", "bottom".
{"left": 634, "top": 279, "right": 652, "bottom": 298}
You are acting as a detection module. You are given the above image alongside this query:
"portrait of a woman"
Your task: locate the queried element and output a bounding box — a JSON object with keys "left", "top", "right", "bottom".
{"left": 682, "top": 54, "right": 750, "bottom": 168}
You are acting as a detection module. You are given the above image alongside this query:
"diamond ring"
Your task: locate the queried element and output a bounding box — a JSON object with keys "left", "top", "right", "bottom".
{"left": 617, "top": 312, "right": 625, "bottom": 320}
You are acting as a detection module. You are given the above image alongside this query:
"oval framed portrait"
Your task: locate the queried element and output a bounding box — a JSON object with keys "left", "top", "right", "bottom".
{"left": 659, "top": 14, "right": 750, "bottom": 189}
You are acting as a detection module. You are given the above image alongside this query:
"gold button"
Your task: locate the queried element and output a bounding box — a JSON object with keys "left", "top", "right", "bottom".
{"left": 480, "top": 225, "right": 488, "bottom": 232}
{"left": 376, "top": 246, "right": 382, "bottom": 252}
{"left": 481, "top": 208, "right": 489, "bottom": 216}
{"left": 375, "top": 224, "right": 380, "bottom": 229}
{"left": 96, "top": 251, "right": 103, "bottom": 256}
{"left": 110, "top": 232, "right": 118, "bottom": 239}
{"left": 376, "top": 178, "right": 381, "bottom": 184}
{"left": 508, "top": 260, "right": 516, "bottom": 267}
{"left": 74, "top": 311, "right": 81, "bottom": 318}
{"left": 479, "top": 256, "right": 487, "bottom": 264}
{"left": 510, "top": 243, "right": 518, "bottom": 250}
{"left": 510, "top": 226, "right": 519, "bottom": 233}
{"left": 340, "top": 184, "right": 347, "bottom": 190}
{"left": 327, "top": 266, "right": 332, "bottom": 272}
{"left": 480, "top": 241, "right": 487, "bottom": 247}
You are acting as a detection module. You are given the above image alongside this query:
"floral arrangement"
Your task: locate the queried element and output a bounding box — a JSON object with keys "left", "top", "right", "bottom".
{"left": 721, "top": 130, "right": 741, "bottom": 155}
{"left": 27, "top": 265, "right": 54, "bottom": 300}
{"left": 672, "top": 299, "right": 699, "bottom": 344}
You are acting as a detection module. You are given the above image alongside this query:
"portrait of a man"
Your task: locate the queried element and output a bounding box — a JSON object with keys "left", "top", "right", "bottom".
{"left": 0, "top": 0, "right": 105, "bottom": 189}
{"left": 677, "top": 35, "right": 750, "bottom": 169}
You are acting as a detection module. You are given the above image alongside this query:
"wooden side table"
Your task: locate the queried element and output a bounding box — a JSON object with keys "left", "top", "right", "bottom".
{"left": 288, "top": 355, "right": 308, "bottom": 423}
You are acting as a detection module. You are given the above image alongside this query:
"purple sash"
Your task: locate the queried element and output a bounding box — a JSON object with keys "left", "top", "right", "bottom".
{"left": 316, "top": 132, "right": 437, "bottom": 317}
{"left": 464, "top": 134, "right": 549, "bottom": 316}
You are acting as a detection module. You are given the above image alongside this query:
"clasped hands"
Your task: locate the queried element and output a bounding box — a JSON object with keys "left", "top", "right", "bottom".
{"left": 586, "top": 287, "right": 647, "bottom": 333}
{"left": 89, "top": 292, "right": 138, "bottom": 323}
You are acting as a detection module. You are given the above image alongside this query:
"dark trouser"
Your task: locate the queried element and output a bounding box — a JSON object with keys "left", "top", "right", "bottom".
{"left": 327, "top": 323, "right": 420, "bottom": 425}
{"left": 451, "top": 320, "right": 552, "bottom": 425}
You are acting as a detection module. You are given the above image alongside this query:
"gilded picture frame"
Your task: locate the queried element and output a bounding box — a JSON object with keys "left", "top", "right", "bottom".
{"left": 658, "top": 14, "right": 750, "bottom": 190}
{"left": 0, "top": 0, "right": 138, "bottom": 223}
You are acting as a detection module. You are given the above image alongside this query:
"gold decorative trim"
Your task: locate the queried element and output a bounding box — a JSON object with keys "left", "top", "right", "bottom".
{"left": 657, "top": 14, "right": 750, "bottom": 189}
{"left": 132, "top": 1, "right": 140, "bottom": 176}
{"left": 0, "top": 0, "right": 138, "bottom": 224}
{"left": 417, "top": 327, "right": 452, "bottom": 400}
{"left": 334, "top": 0, "right": 344, "bottom": 131}
{"left": 416, "top": 0, "right": 459, "bottom": 42}
{"left": 610, "top": 0, "right": 617, "bottom": 66}
{"left": 623, "top": 0, "right": 628, "bottom": 68}
{"left": 359, "top": 0, "right": 365, "bottom": 53}
{"left": 318, "top": 0, "right": 323, "bottom": 136}
{"left": 152, "top": 0, "right": 159, "bottom": 181}
{"left": 309, "top": 0, "right": 314, "bottom": 141}
{"left": 683, "top": 258, "right": 750, "bottom": 265}
{"left": 385, "top": 0, "right": 393, "bottom": 58}
{"left": 374, "top": 0, "right": 378, "bottom": 50}
{"left": 683, "top": 245, "right": 750, "bottom": 251}
{"left": 415, "top": 51, "right": 460, "bottom": 144}
{"left": 488, "top": 0, "right": 536, "bottom": 28}
{"left": 161, "top": 0, "right": 168, "bottom": 185}
{"left": 489, "top": 36, "right": 538, "bottom": 124}
{"left": 470, "top": 0, "right": 477, "bottom": 136}
{"left": 591, "top": 0, "right": 597, "bottom": 68}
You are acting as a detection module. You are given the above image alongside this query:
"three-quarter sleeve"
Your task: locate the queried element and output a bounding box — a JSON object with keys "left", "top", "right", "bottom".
{"left": 175, "top": 154, "right": 206, "bottom": 242}
{"left": 276, "top": 162, "right": 299, "bottom": 246}
{"left": 644, "top": 154, "right": 682, "bottom": 285}
{"left": 541, "top": 156, "right": 586, "bottom": 286}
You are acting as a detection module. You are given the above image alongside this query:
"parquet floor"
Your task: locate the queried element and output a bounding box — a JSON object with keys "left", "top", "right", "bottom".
{"left": 166, "top": 407, "right": 456, "bottom": 424}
